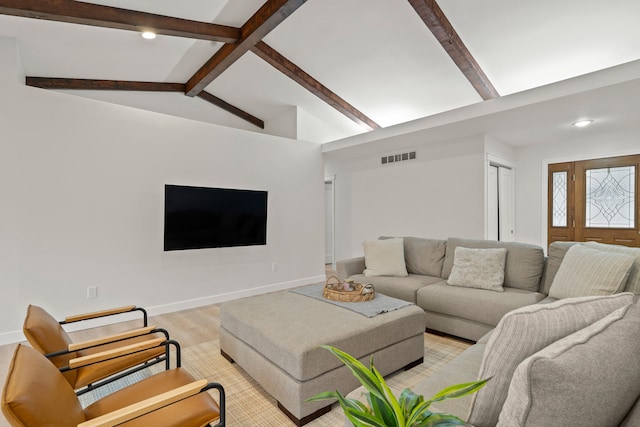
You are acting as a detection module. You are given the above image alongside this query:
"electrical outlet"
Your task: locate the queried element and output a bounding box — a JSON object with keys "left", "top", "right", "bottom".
{"left": 87, "top": 286, "right": 97, "bottom": 299}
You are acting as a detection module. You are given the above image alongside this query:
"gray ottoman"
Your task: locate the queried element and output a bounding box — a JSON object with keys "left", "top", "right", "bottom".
{"left": 220, "top": 289, "right": 426, "bottom": 425}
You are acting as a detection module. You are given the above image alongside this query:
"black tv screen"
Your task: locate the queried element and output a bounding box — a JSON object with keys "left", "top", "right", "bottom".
{"left": 164, "top": 185, "right": 268, "bottom": 251}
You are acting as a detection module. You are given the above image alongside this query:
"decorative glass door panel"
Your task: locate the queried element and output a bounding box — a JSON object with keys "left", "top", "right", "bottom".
{"left": 552, "top": 171, "right": 568, "bottom": 227}
{"left": 585, "top": 166, "right": 635, "bottom": 228}
{"left": 547, "top": 162, "right": 574, "bottom": 245}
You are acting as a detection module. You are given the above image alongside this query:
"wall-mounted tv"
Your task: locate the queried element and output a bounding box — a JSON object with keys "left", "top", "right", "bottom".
{"left": 164, "top": 185, "right": 268, "bottom": 251}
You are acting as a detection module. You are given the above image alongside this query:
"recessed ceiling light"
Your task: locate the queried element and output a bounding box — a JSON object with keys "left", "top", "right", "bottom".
{"left": 572, "top": 119, "right": 593, "bottom": 128}
{"left": 141, "top": 31, "right": 156, "bottom": 40}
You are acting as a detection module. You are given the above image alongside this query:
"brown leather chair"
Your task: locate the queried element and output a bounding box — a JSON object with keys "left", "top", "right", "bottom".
{"left": 2, "top": 344, "right": 224, "bottom": 427}
{"left": 23, "top": 304, "right": 173, "bottom": 394}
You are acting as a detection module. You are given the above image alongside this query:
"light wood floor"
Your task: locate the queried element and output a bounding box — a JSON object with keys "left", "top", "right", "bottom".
{"left": 0, "top": 265, "right": 340, "bottom": 426}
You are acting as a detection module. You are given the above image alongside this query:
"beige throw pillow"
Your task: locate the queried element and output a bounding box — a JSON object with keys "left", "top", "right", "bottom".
{"left": 447, "top": 247, "right": 507, "bottom": 292}
{"left": 467, "top": 292, "right": 635, "bottom": 427}
{"left": 548, "top": 244, "right": 634, "bottom": 299}
{"left": 584, "top": 241, "right": 640, "bottom": 294}
{"left": 363, "top": 238, "right": 408, "bottom": 277}
{"left": 497, "top": 303, "right": 640, "bottom": 427}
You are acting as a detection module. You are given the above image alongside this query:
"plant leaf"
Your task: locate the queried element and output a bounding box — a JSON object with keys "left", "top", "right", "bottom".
{"left": 345, "top": 407, "right": 389, "bottom": 427}
{"left": 317, "top": 346, "right": 388, "bottom": 403}
{"left": 369, "top": 392, "right": 399, "bottom": 427}
{"left": 427, "top": 379, "right": 489, "bottom": 404}
{"left": 417, "top": 412, "right": 468, "bottom": 427}
{"left": 306, "top": 390, "right": 340, "bottom": 402}
{"left": 399, "top": 388, "right": 424, "bottom": 418}
{"left": 371, "top": 363, "right": 404, "bottom": 426}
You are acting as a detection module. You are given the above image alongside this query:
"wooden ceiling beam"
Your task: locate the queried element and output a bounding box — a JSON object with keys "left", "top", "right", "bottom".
{"left": 197, "top": 91, "right": 264, "bottom": 129}
{"left": 185, "top": 0, "right": 307, "bottom": 97}
{"left": 0, "top": 0, "right": 239, "bottom": 43}
{"left": 252, "top": 42, "right": 380, "bottom": 131}
{"left": 26, "top": 77, "right": 185, "bottom": 92}
{"left": 408, "top": 0, "right": 499, "bottom": 100}
{"left": 26, "top": 77, "right": 264, "bottom": 128}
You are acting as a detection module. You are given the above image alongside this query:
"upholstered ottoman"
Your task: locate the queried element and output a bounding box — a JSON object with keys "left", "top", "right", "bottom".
{"left": 220, "top": 288, "right": 426, "bottom": 425}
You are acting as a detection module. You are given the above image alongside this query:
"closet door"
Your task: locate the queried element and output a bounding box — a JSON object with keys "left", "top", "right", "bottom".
{"left": 488, "top": 164, "right": 514, "bottom": 241}
{"left": 498, "top": 167, "right": 515, "bottom": 242}
{"left": 488, "top": 165, "right": 499, "bottom": 241}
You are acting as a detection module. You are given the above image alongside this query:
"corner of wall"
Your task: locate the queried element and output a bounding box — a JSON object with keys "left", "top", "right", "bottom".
{"left": 264, "top": 106, "right": 299, "bottom": 140}
{"left": 0, "top": 38, "right": 25, "bottom": 87}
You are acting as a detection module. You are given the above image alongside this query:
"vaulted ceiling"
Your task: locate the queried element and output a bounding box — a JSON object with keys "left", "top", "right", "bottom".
{"left": 1, "top": 0, "right": 640, "bottom": 143}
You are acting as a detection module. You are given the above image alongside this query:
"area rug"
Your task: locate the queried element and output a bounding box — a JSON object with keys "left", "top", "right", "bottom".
{"left": 149, "top": 333, "right": 470, "bottom": 426}
{"left": 78, "top": 370, "right": 150, "bottom": 408}
{"left": 289, "top": 283, "right": 412, "bottom": 317}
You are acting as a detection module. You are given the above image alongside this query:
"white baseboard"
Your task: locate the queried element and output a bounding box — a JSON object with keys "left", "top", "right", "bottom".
{"left": 145, "top": 275, "right": 326, "bottom": 317}
{"left": 0, "top": 275, "right": 326, "bottom": 346}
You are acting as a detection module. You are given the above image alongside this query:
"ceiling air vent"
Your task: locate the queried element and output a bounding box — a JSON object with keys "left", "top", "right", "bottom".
{"left": 381, "top": 151, "right": 417, "bottom": 165}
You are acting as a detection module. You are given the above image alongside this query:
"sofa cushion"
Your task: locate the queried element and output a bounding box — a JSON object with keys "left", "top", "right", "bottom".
{"left": 539, "top": 241, "right": 579, "bottom": 295}
{"left": 497, "top": 303, "right": 640, "bottom": 427}
{"left": 412, "top": 342, "right": 487, "bottom": 419}
{"left": 381, "top": 236, "right": 446, "bottom": 277}
{"left": 417, "top": 283, "right": 545, "bottom": 328}
{"left": 447, "top": 247, "right": 507, "bottom": 292}
{"left": 548, "top": 244, "right": 634, "bottom": 299}
{"left": 350, "top": 274, "right": 444, "bottom": 304}
{"left": 363, "top": 238, "right": 408, "bottom": 277}
{"left": 584, "top": 241, "right": 640, "bottom": 294}
{"left": 467, "top": 292, "right": 634, "bottom": 427}
{"left": 442, "top": 238, "right": 544, "bottom": 292}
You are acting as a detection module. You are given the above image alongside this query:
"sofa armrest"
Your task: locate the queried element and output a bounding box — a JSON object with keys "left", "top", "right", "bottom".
{"left": 336, "top": 256, "right": 366, "bottom": 280}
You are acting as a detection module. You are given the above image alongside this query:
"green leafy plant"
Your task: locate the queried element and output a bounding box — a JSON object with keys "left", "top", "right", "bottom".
{"left": 307, "top": 345, "right": 488, "bottom": 427}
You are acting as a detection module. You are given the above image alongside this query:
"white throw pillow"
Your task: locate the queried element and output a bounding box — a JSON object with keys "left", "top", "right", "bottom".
{"left": 467, "top": 292, "right": 635, "bottom": 427}
{"left": 548, "top": 244, "right": 634, "bottom": 299}
{"left": 363, "top": 238, "right": 408, "bottom": 277}
{"left": 584, "top": 241, "right": 640, "bottom": 294}
{"left": 447, "top": 247, "right": 507, "bottom": 292}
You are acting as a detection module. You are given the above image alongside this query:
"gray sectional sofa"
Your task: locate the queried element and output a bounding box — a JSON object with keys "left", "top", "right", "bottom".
{"left": 340, "top": 238, "right": 640, "bottom": 426}
{"left": 338, "top": 237, "right": 550, "bottom": 341}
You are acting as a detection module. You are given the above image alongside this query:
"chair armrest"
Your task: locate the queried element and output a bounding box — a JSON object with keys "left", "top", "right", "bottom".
{"left": 336, "top": 256, "right": 366, "bottom": 280}
{"left": 61, "top": 305, "right": 147, "bottom": 327}
{"left": 68, "top": 338, "right": 166, "bottom": 370}
{"left": 77, "top": 379, "right": 209, "bottom": 427}
{"left": 68, "top": 326, "right": 162, "bottom": 352}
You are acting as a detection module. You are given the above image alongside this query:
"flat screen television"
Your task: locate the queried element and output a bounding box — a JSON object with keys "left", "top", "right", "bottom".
{"left": 164, "top": 184, "right": 268, "bottom": 251}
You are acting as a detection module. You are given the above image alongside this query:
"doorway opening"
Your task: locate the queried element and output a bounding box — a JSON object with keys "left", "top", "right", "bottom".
{"left": 324, "top": 177, "right": 336, "bottom": 267}
{"left": 488, "top": 163, "right": 515, "bottom": 241}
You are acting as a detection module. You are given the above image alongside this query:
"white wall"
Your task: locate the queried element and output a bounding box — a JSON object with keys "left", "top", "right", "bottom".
{"left": 514, "top": 128, "right": 640, "bottom": 248}
{"left": 324, "top": 133, "right": 486, "bottom": 261}
{"left": 0, "top": 40, "right": 325, "bottom": 343}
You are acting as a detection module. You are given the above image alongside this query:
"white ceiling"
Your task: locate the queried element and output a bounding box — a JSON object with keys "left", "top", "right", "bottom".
{"left": 1, "top": 0, "right": 640, "bottom": 144}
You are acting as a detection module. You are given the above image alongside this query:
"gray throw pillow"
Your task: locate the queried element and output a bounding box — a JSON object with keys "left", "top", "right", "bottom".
{"left": 467, "top": 292, "right": 635, "bottom": 427}
{"left": 497, "top": 303, "right": 640, "bottom": 427}
{"left": 447, "top": 247, "right": 507, "bottom": 292}
{"left": 548, "top": 244, "right": 634, "bottom": 299}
